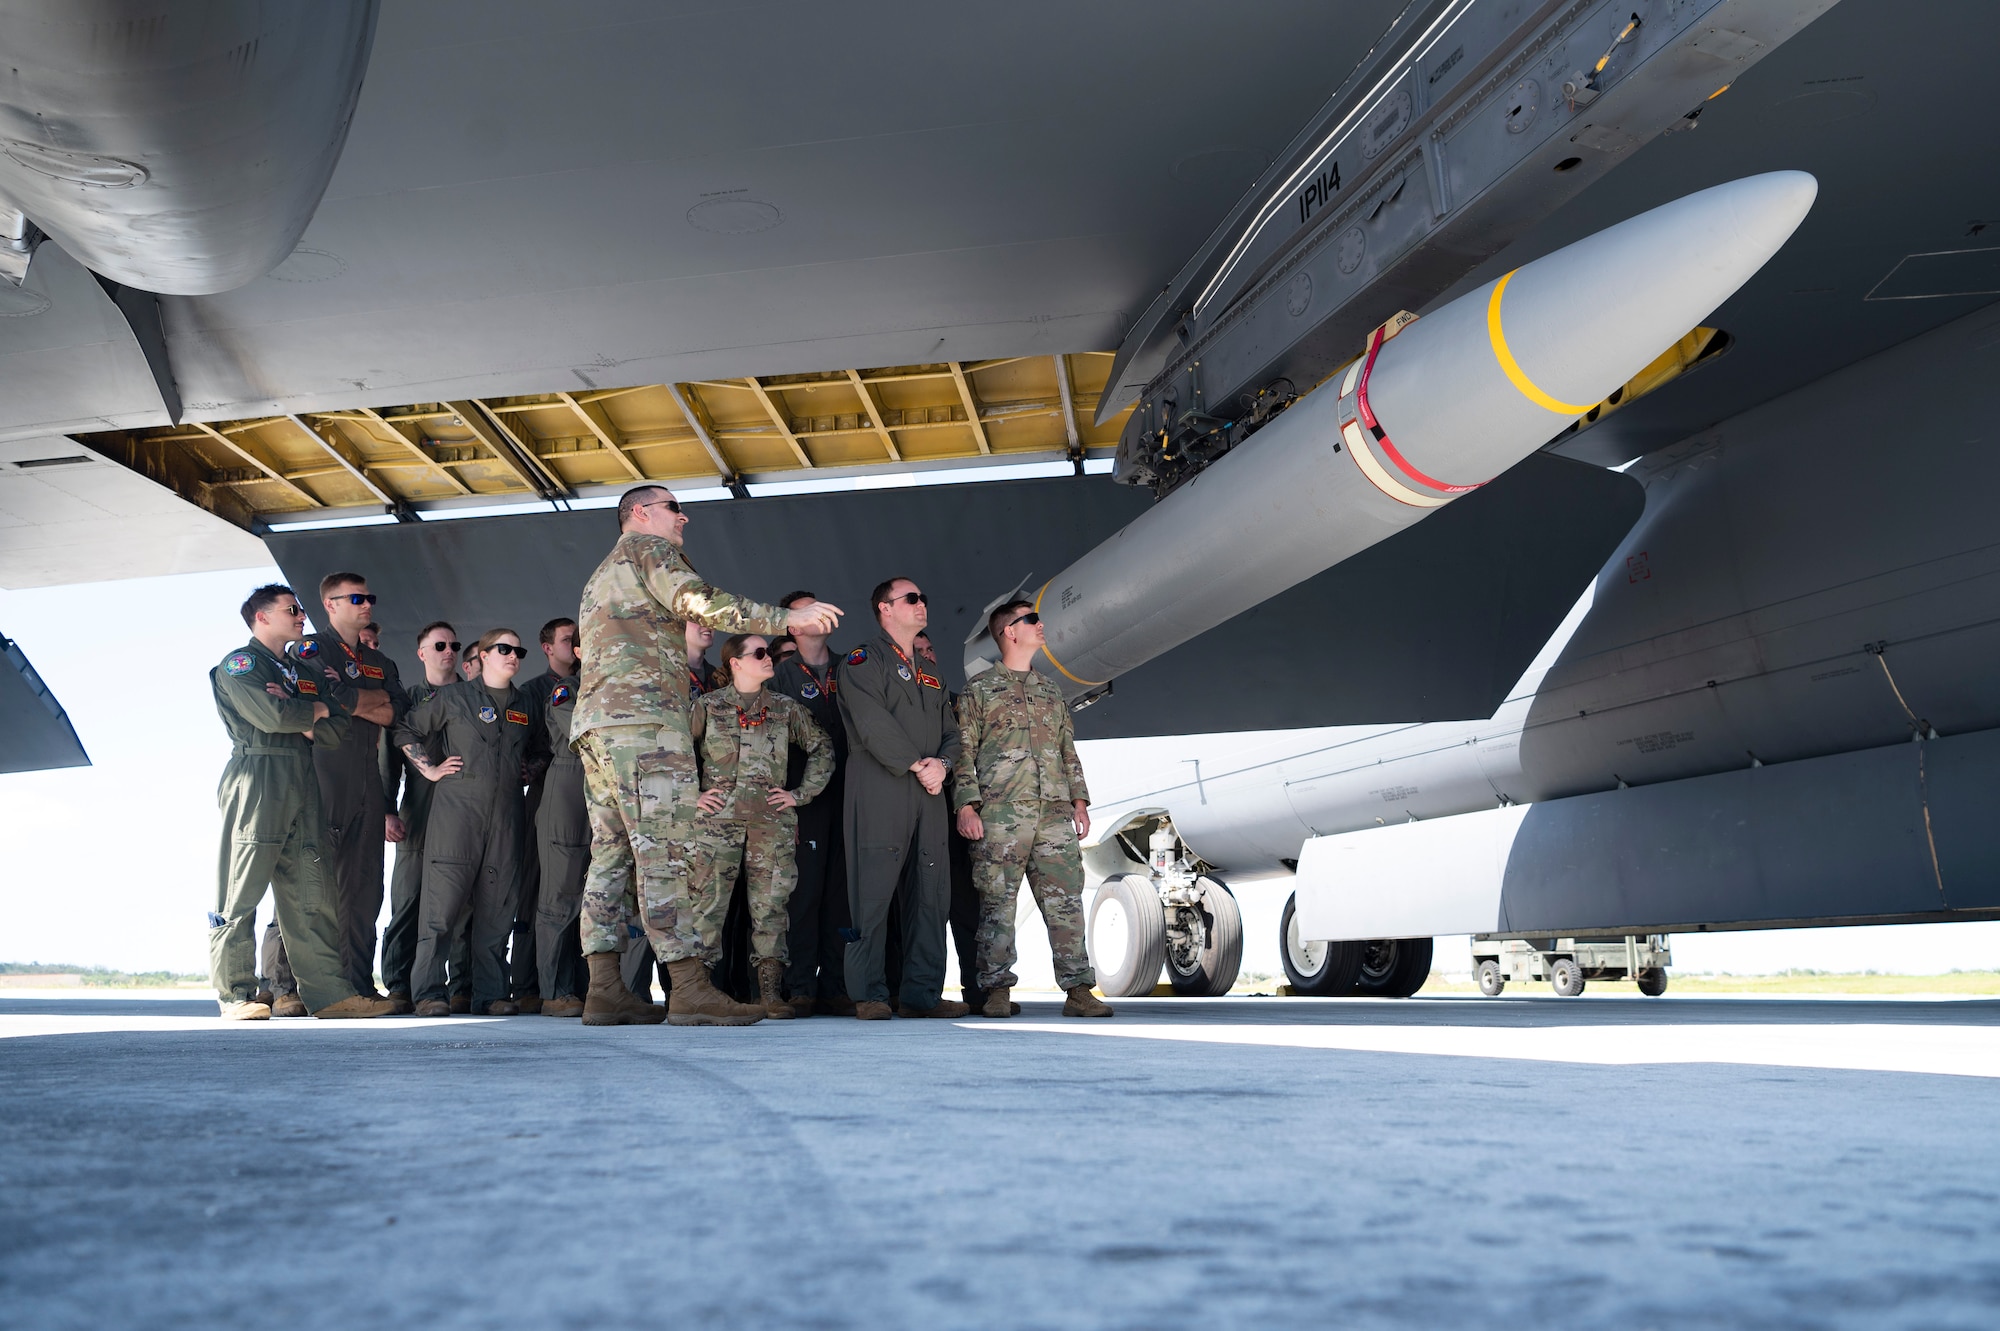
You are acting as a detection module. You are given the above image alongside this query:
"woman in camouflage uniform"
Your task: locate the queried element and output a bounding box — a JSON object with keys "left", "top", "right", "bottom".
{"left": 691, "top": 635, "right": 834, "bottom": 1019}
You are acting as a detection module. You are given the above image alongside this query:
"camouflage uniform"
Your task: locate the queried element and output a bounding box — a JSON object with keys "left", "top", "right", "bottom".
{"left": 952, "top": 666, "right": 1095, "bottom": 992}
{"left": 208, "top": 640, "right": 355, "bottom": 1012}
{"left": 573, "top": 531, "right": 789, "bottom": 966}
{"left": 690, "top": 686, "right": 833, "bottom": 963}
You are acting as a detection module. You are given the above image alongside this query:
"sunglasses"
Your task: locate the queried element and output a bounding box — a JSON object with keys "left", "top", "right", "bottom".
{"left": 426, "top": 639, "right": 461, "bottom": 653}
{"left": 885, "top": 591, "right": 928, "bottom": 607}
{"left": 280, "top": 605, "right": 307, "bottom": 617}
{"left": 738, "top": 646, "right": 770, "bottom": 661}
{"left": 1005, "top": 612, "right": 1041, "bottom": 631}
{"left": 333, "top": 593, "right": 377, "bottom": 606}
{"left": 486, "top": 642, "right": 526, "bottom": 657}
{"left": 637, "top": 499, "right": 684, "bottom": 515}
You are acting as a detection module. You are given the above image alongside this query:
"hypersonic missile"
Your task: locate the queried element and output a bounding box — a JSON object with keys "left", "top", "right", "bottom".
{"left": 973, "top": 171, "right": 1817, "bottom": 701}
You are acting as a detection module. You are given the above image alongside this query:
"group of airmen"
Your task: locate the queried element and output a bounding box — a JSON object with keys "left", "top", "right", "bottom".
{"left": 206, "top": 483, "right": 1115, "bottom": 1025}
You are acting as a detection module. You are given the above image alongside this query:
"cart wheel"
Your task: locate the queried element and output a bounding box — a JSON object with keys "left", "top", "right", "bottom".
{"left": 1550, "top": 957, "right": 1586, "bottom": 998}
{"left": 1636, "top": 968, "right": 1669, "bottom": 997}
{"left": 1476, "top": 960, "right": 1505, "bottom": 997}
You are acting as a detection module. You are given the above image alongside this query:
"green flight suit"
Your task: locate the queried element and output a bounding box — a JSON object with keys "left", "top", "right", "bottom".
{"left": 529, "top": 671, "right": 589, "bottom": 1001}
{"left": 298, "top": 631, "right": 410, "bottom": 993}
{"left": 395, "top": 680, "right": 542, "bottom": 1009}
{"left": 837, "top": 633, "right": 960, "bottom": 1010}
{"left": 381, "top": 675, "right": 451, "bottom": 997}
{"left": 208, "top": 640, "right": 354, "bottom": 1012}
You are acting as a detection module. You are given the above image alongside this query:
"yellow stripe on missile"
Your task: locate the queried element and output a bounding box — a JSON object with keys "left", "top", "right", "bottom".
{"left": 1487, "top": 270, "right": 1590, "bottom": 416}
{"left": 1032, "top": 581, "right": 1108, "bottom": 687}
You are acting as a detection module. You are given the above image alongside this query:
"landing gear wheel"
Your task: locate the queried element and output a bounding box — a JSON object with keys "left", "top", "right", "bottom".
{"left": 1550, "top": 956, "right": 1586, "bottom": 997}
{"left": 1165, "top": 877, "right": 1243, "bottom": 996}
{"left": 1636, "top": 968, "right": 1669, "bottom": 997}
{"left": 1088, "top": 875, "right": 1167, "bottom": 998}
{"left": 1477, "top": 960, "right": 1505, "bottom": 997}
{"left": 1351, "top": 938, "right": 1432, "bottom": 997}
{"left": 1278, "top": 893, "right": 1361, "bottom": 996}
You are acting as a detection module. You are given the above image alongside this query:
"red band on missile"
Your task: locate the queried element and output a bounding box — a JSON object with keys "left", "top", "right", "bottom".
{"left": 1355, "top": 325, "right": 1486, "bottom": 497}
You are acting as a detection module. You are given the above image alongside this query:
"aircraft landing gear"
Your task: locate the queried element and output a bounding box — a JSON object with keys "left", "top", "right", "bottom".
{"left": 1086, "top": 820, "right": 1244, "bottom": 997}
{"left": 1277, "top": 893, "right": 1433, "bottom": 997}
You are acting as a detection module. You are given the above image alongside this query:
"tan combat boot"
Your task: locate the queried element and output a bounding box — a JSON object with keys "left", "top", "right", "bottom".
{"left": 981, "top": 986, "right": 1014, "bottom": 1019}
{"left": 1062, "top": 986, "right": 1114, "bottom": 1018}
{"left": 219, "top": 999, "right": 271, "bottom": 1020}
{"left": 515, "top": 993, "right": 543, "bottom": 1015}
{"left": 385, "top": 990, "right": 414, "bottom": 1015}
{"left": 756, "top": 958, "right": 795, "bottom": 1020}
{"left": 414, "top": 999, "right": 452, "bottom": 1017}
{"left": 665, "top": 958, "right": 764, "bottom": 1026}
{"left": 313, "top": 993, "right": 396, "bottom": 1019}
{"left": 854, "top": 1000, "right": 894, "bottom": 1021}
{"left": 541, "top": 995, "right": 584, "bottom": 1018}
{"left": 582, "top": 952, "right": 668, "bottom": 1026}
{"left": 270, "top": 993, "right": 308, "bottom": 1018}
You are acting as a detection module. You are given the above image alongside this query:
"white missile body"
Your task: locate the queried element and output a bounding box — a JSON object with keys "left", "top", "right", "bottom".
{"left": 1001, "top": 172, "right": 1818, "bottom": 699}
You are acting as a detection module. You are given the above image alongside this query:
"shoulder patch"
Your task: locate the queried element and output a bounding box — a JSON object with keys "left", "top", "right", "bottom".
{"left": 846, "top": 646, "right": 868, "bottom": 666}
{"left": 223, "top": 652, "right": 256, "bottom": 676}
{"left": 550, "top": 684, "right": 572, "bottom": 707}
{"left": 294, "top": 639, "right": 320, "bottom": 660}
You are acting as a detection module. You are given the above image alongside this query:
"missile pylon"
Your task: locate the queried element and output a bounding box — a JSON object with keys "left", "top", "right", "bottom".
{"left": 978, "top": 171, "right": 1818, "bottom": 700}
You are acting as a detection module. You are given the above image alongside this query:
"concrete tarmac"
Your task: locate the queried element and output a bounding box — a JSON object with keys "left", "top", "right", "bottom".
{"left": 3, "top": 992, "right": 1997, "bottom": 1329}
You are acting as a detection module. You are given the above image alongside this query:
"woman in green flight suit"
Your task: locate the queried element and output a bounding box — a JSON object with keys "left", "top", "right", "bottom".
{"left": 691, "top": 634, "right": 833, "bottom": 1019}
{"left": 396, "top": 627, "right": 544, "bottom": 1017}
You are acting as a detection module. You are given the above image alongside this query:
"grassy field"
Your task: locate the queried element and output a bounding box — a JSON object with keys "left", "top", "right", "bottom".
{"left": 0, "top": 963, "right": 206, "bottom": 989}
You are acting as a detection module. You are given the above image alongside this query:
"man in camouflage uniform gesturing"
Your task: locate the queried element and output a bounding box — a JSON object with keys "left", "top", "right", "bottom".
{"left": 572, "top": 485, "right": 843, "bottom": 1026}
{"left": 953, "top": 599, "right": 1113, "bottom": 1019}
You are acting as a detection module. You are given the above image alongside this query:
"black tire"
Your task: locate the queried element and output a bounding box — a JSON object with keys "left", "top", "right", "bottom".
{"left": 1381, "top": 937, "right": 1433, "bottom": 998}
{"left": 1351, "top": 939, "right": 1428, "bottom": 997}
{"left": 1476, "top": 959, "right": 1505, "bottom": 997}
{"left": 1278, "top": 893, "right": 1362, "bottom": 995}
{"left": 1165, "top": 877, "right": 1243, "bottom": 996}
{"left": 1636, "top": 968, "right": 1669, "bottom": 997}
{"left": 1550, "top": 956, "right": 1586, "bottom": 997}
{"left": 1088, "top": 875, "right": 1167, "bottom": 998}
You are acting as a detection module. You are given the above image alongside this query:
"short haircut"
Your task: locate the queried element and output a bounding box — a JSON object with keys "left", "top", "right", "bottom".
{"left": 416, "top": 620, "right": 455, "bottom": 645}
{"left": 471, "top": 627, "right": 521, "bottom": 658}
{"left": 871, "top": 576, "right": 913, "bottom": 623}
{"left": 318, "top": 571, "right": 366, "bottom": 600}
{"left": 779, "top": 589, "right": 817, "bottom": 609}
{"left": 617, "top": 485, "right": 671, "bottom": 528}
{"left": 540, "top": 616, "right": 577, "bottom": 646}
{"left": 718, "top": 633, "right": 767, "bottom": 679}
{"left": 987, "top": 598, "right": 1034, "bottom": 643}
{"left": 240, "top": 584, "right": 296, "bottom": 628}
{"left": 363, "top": 621, "right": 380, "bottom": 633}
{"left": 461, "top": 642, "right": 482, "bottom": 663}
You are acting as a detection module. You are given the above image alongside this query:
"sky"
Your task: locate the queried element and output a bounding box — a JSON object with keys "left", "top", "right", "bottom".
{"left": 1, "top": 560, "right": 1995, "bottom": 980}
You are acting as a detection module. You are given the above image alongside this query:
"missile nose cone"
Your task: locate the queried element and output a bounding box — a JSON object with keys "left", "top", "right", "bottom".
{"left": 1366, "top": 172, "right": 1818, "bottom": 480}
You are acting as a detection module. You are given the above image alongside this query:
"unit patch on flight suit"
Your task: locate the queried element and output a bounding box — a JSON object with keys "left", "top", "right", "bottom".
{"left": 846, "top": 647, "right": 868, "bottom": 665}
{"left": 224, "top": 652, "right": 255, "bottom": 676}
{"left": 550, "top": 684, "right": 572, "bottom": 706}
{"left": 897, "top": 664, "right": 912, "bottom": 681}
{"left": 297, "top": 679, "right": 319, "bottom": 695}
{"left": 800, "top": 682, "right": 819, "bottom": 699}
{"left": 295, "top": 640, "right": 320, "bottom": 659}
{"left": 360, "top": 663, "right": 385, "bottom": 680}
{"left": 345, "top": 662, "right": 362, "bottom": 678}
{"left": 479, "top": 705, "right": 498, "bottom": 723}
{"left": 506, "top": 709, "right": 529, "bottom": 724}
